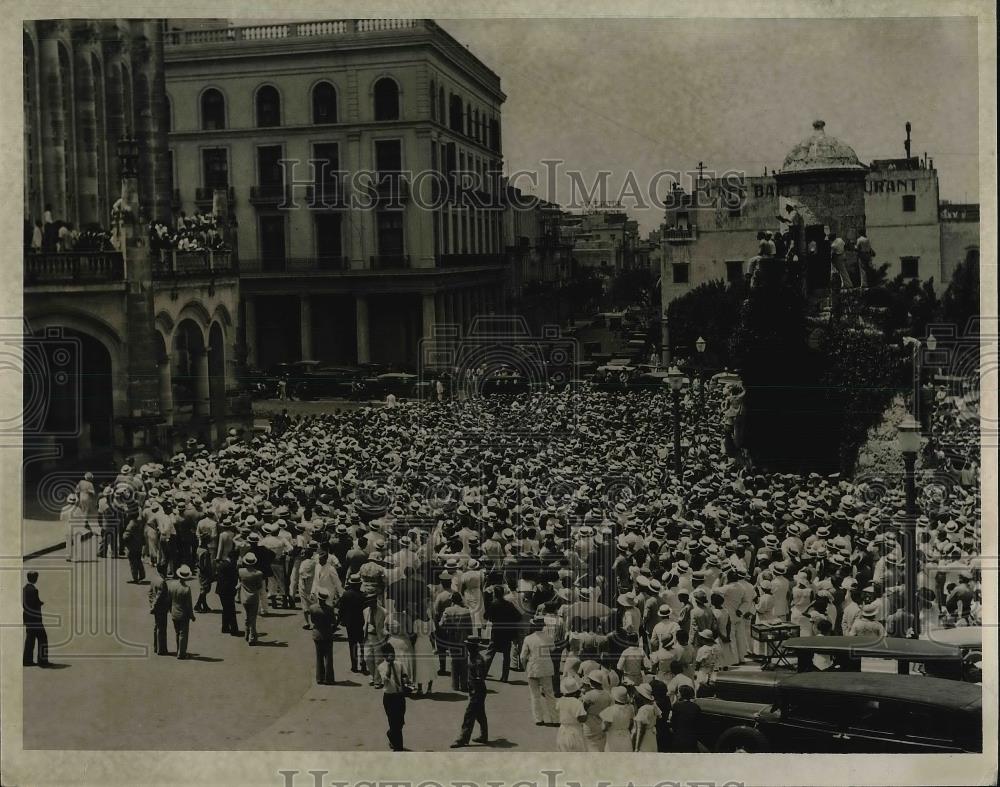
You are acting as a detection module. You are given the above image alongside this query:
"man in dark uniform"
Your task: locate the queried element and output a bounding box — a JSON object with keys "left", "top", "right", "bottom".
{"left": 337, "top": 574, "right": 366, "bottom": 673}
{"left": 451, "top": 636, "right": 490, "bottom": 747}
{"left": 215, "top": 552, "right": 241, "bottom": 636}
{"left": 123, "top": 511, "right": 146, "bottom": 583}
{"left": 310, "top": 588, "right": 338, "bottom": 685}
{"left": 22, "top": 571, "right": 50, "bottom": 667}
{"left": 669, "top": 683, "right": 702, "bottom": 751}
{"left": 148, "top": 570, "right": 171, "bottom": 655}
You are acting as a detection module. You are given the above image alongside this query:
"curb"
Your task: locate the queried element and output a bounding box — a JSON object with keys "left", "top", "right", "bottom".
{"left": 24, "top": 542, "right": 66, "bottom": 561}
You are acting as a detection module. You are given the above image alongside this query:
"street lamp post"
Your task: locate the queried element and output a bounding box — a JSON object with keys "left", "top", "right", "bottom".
{"left": 897, "top": 414, "right": 922, "bottom": 637}
{"left": 667, "top": 365, "right": 685, "bottom": 476}
{"left": 695, "top": 335, "right": 707, "bottom": 412}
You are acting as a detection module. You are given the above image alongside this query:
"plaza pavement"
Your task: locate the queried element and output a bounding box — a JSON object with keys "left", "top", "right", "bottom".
{"left": 20, "top": 542, "right": 560, "bottom": 751}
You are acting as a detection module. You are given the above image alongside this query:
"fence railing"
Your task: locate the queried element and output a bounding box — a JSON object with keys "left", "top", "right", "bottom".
{"left": 24, "top": 252, "right": 124, "bottom": 285}
{"left": 239, "top": 257, "right": 350, "bottom": 274}
{"left": 436, "top": 253, "right": 506, "bottom": 269}
{"left": 153, "top": 250, "right": 235, "bottom": 278}
{"left": 165, "top": 19, "right": 422, "bottom": 46}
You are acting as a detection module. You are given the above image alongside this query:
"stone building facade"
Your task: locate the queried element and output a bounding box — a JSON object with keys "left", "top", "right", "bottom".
{"left": 23, "top": 19, "right": 242, "bottom": 468}
{"left": 660, "top": 120, "right": 980, "bottom": 308}
{"left": 164, "top": 18, "right": 509, "bottom": 369}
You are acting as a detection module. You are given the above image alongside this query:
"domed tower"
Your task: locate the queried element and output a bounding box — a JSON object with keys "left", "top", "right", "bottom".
{"left": 776, "top": 120, "right": 868, "bottom": 291}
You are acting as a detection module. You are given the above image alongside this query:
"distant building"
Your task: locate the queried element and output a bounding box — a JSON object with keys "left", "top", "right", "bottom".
{"left": 164, "top": 18, "right": 509, "bottom": 369}
{"left": 564, "top": 209, "right": 640, "bottom": 274}
{"left": 660, "top": 120, "right": 980, "bottom": 308}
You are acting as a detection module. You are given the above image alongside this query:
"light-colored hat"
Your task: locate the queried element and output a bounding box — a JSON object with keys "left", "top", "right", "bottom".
{"left": 610, "top": 686, "right": 629, "bottom": 704}
{"left": 560, "top": 676, "right": 581, "bottom": 695}
{"left": 242, "top": 552, "right": 258, "bottom": 565}
{"left": 175, "top": 565, "right": 193, "bottom": 579}
{"left": 635, "top": 683, "right": 655, "bottom": 701}
{"left": 860, "top": 602, "right": 880, "bottom": 619}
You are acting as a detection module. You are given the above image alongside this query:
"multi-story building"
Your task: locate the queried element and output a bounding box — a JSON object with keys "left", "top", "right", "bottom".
{"left": 565, "top": 209, "right": 640, "bottom": 273}
{"left": 660, "top": 120, "right": 980, "bottom": 308}
{"left": 22, "top": 19, "right": 242, "bottom": 467}
{"left": 164, "top": 18, "right": 509, "bottom": 369}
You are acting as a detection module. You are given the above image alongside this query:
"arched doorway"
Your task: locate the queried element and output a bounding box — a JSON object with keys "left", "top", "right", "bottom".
{"left": 208, "top": 321, "right": 227, "bottom": 427}
{"left": 25, "top": 327, "right": 114, "bottom": 464}
{"left": 171, "top": 319, "right": 208, "bottom": 425}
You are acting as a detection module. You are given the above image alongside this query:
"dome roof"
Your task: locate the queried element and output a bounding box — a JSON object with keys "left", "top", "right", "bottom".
{"left": 781, "top": 120, "right": 866, "bottom": 174}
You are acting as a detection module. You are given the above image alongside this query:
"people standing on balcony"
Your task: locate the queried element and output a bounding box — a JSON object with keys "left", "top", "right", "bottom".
{"left": 30, "top": 220, "right": 43, "bottom": 253}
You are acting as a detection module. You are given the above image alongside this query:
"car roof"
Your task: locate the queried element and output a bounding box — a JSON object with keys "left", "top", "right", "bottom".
{"left": 781, "top": 672, "right": 981, "bottom": 711}
{"left": 782, "top": 636, "right": 963, "bottom": 662}
{"left": 927, "top": 627, "right": 982, "bottom": 648}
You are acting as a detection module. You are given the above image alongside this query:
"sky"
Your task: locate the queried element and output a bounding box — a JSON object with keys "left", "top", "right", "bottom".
{"left": 436, "top": 17, "right": 980, "bottom": 233}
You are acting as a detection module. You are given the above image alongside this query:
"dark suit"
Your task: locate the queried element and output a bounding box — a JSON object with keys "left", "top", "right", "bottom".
{"left": 309, "top": 600, "right": 338, "bottom": 684}
{"left": 167, "top": 579, "right": 195, "bottom": 658}
{"left": 439, "top": 605, "right": 473, "bottom": 691}
{"left": 22, "top": 582, "right": 49, "bottom": 666}
{"left": 215, "top": 557, "right": 240, "bottom": 635}
{"left": 148, "top": 574, "right": 171, "bottom": 654}
{"left": 337, "top": 587, "right": 366, "bottom": 672}
{"left": 669, "top": 699, "right": 702, "bottom": 751}
{"left": 456, "top": 653, "right": 489, "bottom": 744}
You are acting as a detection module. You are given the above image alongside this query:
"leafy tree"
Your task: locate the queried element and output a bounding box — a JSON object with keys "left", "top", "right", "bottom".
{"left": 941, "top": 252, "right": 980, "bottom": 335}
{"left": 666, "top": 278, "right": 746, "bottom": 367}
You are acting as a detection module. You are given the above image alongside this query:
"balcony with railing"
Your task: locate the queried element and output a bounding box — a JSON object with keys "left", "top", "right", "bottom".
{"left": 24, "top": 252, "right": 124, "bottom": 286}
{"left": 304, "top": 183, "right": 346, "bottom": 210}
{"left": 371, "top": 174, "right": 409, "bottom": 205}
{"left": 152, "top": 249, "right": 236, "bottom": 279}
{"left": 369, "top": 254, "right": 410, "bottom": 271}
{"left": 195, "top": 186, "right": 235, "bottom": 206}
{"left": 664, "top": 225, "right": 698, "bottom": 243}
{"left": 249, "top": 184, "right": 289, "bottom": 207}
{"left": 436, "top": 253, "right": 506, "bottom": 269}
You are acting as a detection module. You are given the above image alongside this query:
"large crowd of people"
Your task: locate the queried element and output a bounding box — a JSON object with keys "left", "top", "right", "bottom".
{"left": 55, "top": 377, "right": 982, "bottom": 751}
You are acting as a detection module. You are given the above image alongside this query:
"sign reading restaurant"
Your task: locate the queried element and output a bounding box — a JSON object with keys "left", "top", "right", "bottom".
{"left": 865, "top": 176, "right": 923, "bottom": 194}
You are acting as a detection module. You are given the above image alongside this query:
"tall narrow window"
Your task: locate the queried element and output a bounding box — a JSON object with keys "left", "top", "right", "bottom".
{"left": 312, "top": 81, "right": 337, "bottom": 124}
{"left": 449, "top": 94, "right": 463, "bottom": 132}
{"left": 373, "top": 78, "right": 399, "bottom": 121}
{"left": 202, "top": 148, "right": 229, "bottom": 189}
{"left": 429, "top": 79, "right": 436, "bottom": 121}
{"left": 201, "top": 88, "right": 225, "bottom": 130}
{"left": 256, "top": 85, "right": 281, "bottom": 127}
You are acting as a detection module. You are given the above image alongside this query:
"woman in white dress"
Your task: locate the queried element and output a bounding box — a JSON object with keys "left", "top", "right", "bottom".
{"left": 555, "top": 677, "right": 588, "bottom": 752}
{"left": 412, "top": 614, "right": 436, "bottom": 694}
{"left": 600, "top": 686, "right": 635, "bottom": 752}
{"left": 632, "top": 683, "right": 661, "bottom": 752}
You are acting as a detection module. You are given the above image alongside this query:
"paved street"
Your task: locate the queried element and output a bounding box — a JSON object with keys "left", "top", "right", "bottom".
{"left": 22, "top": 543, "right": 560, "bottom": 751}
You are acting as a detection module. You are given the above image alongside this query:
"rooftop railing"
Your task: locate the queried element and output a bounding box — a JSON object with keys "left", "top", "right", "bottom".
{"left": 165, "top": 19, "right": 423, "bottom": 46}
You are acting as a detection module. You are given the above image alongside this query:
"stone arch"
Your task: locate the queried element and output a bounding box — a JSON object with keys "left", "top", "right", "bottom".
{"left": 211, "top": 303, "right": 234, "bottom": 331}
{"left": 171, "top": 317, "right": 208, "bottom": 422}
{"left": 24, "top": 309, "right": 126, "bottom": 456}
{"left": 208, "top": 321, "right": 227, "bottom": 423}
{"left": 154, "top": 309, "right": 175, "bottom": 339}
{"left": 174, "top": 300, "right": 211, "bottom": 343}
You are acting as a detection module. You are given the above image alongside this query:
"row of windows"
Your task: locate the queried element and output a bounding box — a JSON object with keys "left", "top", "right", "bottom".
{"left": 428, "top": 78, "right": 500, "bottom": 152}
{"left": 198, "top": 78, "right": 400, "bottom": 131}
{"left": 194, "top": 77, "right": 501, "bottom": 153}
{"left": 253, "top": 203, "right": 502, "bottom": 266}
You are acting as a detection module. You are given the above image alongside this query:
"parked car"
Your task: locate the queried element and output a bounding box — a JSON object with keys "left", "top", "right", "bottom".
{"left": 696, "top": 672, "right": 982, "bottom": 753}
{"left": 780, "top": 636, "right": 971, "bottom": 681}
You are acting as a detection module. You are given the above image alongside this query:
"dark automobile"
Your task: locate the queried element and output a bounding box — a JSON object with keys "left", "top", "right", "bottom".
{"left": 241, "top": 367, "right": 277, "bottom": 399}
{"left": 594, "top": 363, "right": 638, "bottom": 391}
{"left": 780, "top": 635, "right": 971, "bottom": 681}
{"left": 696, "top": 672, "right": 982, "bottom": 753}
